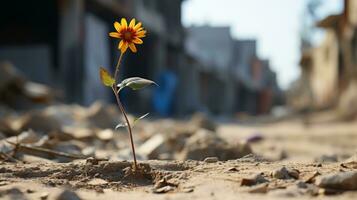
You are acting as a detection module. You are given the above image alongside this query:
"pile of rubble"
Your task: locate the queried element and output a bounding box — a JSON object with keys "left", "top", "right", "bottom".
{"left": 0, "top": 101, "right": 252, "bottom": 163}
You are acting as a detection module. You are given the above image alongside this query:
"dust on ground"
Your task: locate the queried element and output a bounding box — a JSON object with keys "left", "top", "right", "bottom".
{"left": 1, "top": 107, "right": 357, "bottom": 200}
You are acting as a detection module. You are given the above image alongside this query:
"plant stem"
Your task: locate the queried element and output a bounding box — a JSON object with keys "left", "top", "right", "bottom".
{"left": 112, "top": 52, "right": 138, "bottom": 170}
{"left": 114, "top": 52, "right": 124, "bottom": 82}
{"left": 112, "top": 86, "right": 138, "bottom": 170}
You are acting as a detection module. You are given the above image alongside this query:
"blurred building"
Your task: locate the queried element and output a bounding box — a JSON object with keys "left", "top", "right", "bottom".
{"left": 185, "top": 26, "right": 280, "bottom": 116}
{"left": 0, "top": 0, "right": 280, "bottom": 116}
{"left": 290, "top": 0, "right": 357, "bottom": 118}
{"left": 0, "top": 0, "right": 185, "bottom": 111}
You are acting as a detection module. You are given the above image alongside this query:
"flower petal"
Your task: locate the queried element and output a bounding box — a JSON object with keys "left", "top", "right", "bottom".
{"left": 120, "top": 42, "right": 129, "bottom": 53}
{"left": 109, "top": 32, "right": 120, "bottom": 38}
{"left": 129, "top": 43, "right": 137, "bottom": 53}
{"left": 129, "top": 18, "right": 136, "bottom": 28}
{"left": 114, "top": 22, "right": 121, "bottom": 32}
{"left": 134, "top": 22, "right": 142, "bottom": 30}
{"left": 133, "top": 38, "right": 143, "bottom": 44}
{"left": 121, "top": 18, "right": 127, "bottom": 29}
{"left": 119, "top": 40, "right": 124, "bottom": 49}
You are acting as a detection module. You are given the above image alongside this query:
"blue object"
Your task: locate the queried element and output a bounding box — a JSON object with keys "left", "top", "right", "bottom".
{"left": 153, "top": 70, "right": 178, "bottom": 116}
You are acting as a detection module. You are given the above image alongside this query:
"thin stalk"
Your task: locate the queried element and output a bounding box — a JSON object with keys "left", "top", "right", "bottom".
{"left": 114, "top": 52, "right": 124, "bottom": 82}
{"left": 112, "top": 52, "right": 138, "bottom": 170}
{"left": 112, "top": 86, "right": 137, "bottom": 170}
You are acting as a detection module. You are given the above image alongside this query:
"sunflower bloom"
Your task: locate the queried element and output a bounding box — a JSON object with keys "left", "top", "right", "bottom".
{"left": 109, "top": 18, "right": 146, "bottom": 53}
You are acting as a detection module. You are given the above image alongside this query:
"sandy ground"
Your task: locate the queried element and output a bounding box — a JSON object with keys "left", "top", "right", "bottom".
{"left": 1, "top": 111, "right": 357, "bottom": 199}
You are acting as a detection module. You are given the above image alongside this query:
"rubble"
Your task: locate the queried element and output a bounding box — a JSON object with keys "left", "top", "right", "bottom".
{"left": 190, "top": 113, "right": 217, "bottom": 132}
{"left": 271, "top": 166, "right": 299, "bottom": 179}
{"left": 178, "top": 129, "right": 252, "bottom": 160}
{"left": 316, "top": 171, "right": 357, "bottom": 190}
{"left": 241, "top": 173, "right": 269, "bottom": 186}
{"left": 0, "top": 61, "right": 53, "bottom": 109}
{"left": 55, "top": 189, "right": 82, "bottom": 200}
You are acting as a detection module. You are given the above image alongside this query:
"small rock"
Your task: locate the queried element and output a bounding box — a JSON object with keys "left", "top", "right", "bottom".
{"left": 40, "top": 192, "right": 49, "bottom": 200}
{"left": 55, "top": 189, "right": 81, "bottom": 200}
{"left": 88, "top": 178, "right": 108, "bottom": 186}
{"left": 271, "top": 167, "right": 298, "bottom": 179}
{"left": 226, "top": 167, "right": 239, "bottom": 172}
{"left": 152, "top": 185, "right": 175, "bottom": 194}
{"left": 304, "top": 171, "right": 320, "bottom": 183}
{"left": 247, "top": 183, "right": 268, "bottom": 193}
{"left": 16, "top": 111, "right": 62, "bottom": 133}
{"left": 288, "top": 169, "right": 300, "bottom": 179}
{"left": 86, "top": 102, "right": 118, "bottom": 129}
{"left": 182, "top": 187, "right": 194, "bottom": 193}
{"left": 96, "top": 129, "right": 114, "bottom": 141}
{"left": 26, "top": 188, "right": 35, "bottom": 193}
{"left": 190, "top": 113, "right": 217, "bottom": 131}
{"left": 241, "top": 173, "right": 269, "bottom": 186}
{"left": 245, "top": 133, "right": 264, "bottom": 143}
{"left": 316, "top": 171, "right": 357, "bottom": 190}
{"left": 296, "top": 181, "right": 307, "bottom": 189}
{"left": 179, "top": 129, "right": 252, "bottom": 160}
{"left": 137, "top": 134, "right": 167, "bottom": 159}
{"left": 204, "top": 157, "right": 218, "bottom": 163}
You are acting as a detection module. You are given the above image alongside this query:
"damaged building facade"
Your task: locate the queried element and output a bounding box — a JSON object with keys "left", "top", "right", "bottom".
{"left": 185, "top": 26, "right": 280, "bottom": 116}
{"left": 290, "top": 0, "right": 357, "bottom": 118}
{"left": 0, "top": 0, "right": 279, "bottom": 116}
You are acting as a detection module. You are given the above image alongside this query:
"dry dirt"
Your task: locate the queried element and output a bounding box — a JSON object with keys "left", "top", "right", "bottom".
{"left": 1, "top": 111, "right": 357, "bottom": 200}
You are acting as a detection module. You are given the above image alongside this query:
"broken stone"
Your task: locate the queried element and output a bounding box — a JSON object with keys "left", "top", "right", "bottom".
{"left": 304, "top": 171, "right": 321, "bottom": 183}
{"left": 96, "top": 129, "right": 114, "bottom": 141}
{"left": 179, "top": 129, "right": 252, "bottom": 160}
{"left": 23, "top": 81, "right": 53, "bottom": 103}
{"left": 0, "top": 130, "right": 40, "bottom": 152}
{"left": 0, "top": 118, "right": 17, "bottom": 136}
{"left": 190, "top": 113, "right": 217, "bottom": 131}
{"left": 86, "top": 102, "right": 118, "bottom": 129}
{"left": 152, "top": 185, "right": 175, "bottom": 194}
{"left": 40, "top": 192, "right": 49, "bottom": 200}
{"left": 1, "top": 187, "right": 26, "bottom": 199}
{"left": 204, "top": 157, "right": 218, "bottom": 163}
{"left": 137, "top": 134, "right": 167, "bottom": 159}
{"left": 241, "top": 173, "right": 269, "bottom": 186}
{"left": 271, "top": 167, "right": 298, "bottom": 179}
{"left": 316, "top": 171, "right": 357, "bottom": 190}
{"left": 226, "top": 167, "right": 239, "bottom": 172}
{"left": 288, "top": 169, "right": 300, "bottom": 179}
{"left": 15, "top": 111, "right": 62, "bottom": 133}
{"left": 62, "top": 127, "right": 94, "bottom": 141}
{"left": 247, "top": 183, "right": 268, "bottom": 193}
{"left": 55, "top": 189, "right": 81, "bottom": 200}
{"left": 88, "top": 178, "right": 108, "bottom": 186}
{"left": 341, "top": 154, "right": 357, "bottom": 169}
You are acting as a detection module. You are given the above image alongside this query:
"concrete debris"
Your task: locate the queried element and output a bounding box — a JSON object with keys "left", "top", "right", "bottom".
{"left": 190, "top": 113, "right": 217, "bottom": 132}
{"left": 179, "top": 129, "right": 252, "bottom": 161}
{"left": 271, "top": 166, "right": 299, "bottom": 180}
{"left": 55, "top": 189, "right": 82, "bottom": 200}
{"left": 203, "top": 157, "right": 218, "bottom": 163}
{"left": 316, "top": 171, "right": 357, "bottom": 190}
{"left": 137, "top": 134, "right": 167, "bottom": 160}
{"left": 241, "top": 173, "right": 269, "bottom": 186}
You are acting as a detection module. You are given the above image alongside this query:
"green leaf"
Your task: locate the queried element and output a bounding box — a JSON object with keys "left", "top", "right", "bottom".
{"left": 134, "top": 113, "right": 150, "bottom": 123}
{"left": 99, "top": 67, "right": 115, "bottom": 87}
{"left": 117, "top": 77, "right": 157, "bottom": 92}
{"left": 115, "top": 113, "right": 150, "bottom": 130}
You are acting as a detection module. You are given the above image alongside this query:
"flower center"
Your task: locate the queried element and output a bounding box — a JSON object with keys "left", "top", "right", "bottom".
{"left": 122, "top": 30, "right": 134, "bottom": 41}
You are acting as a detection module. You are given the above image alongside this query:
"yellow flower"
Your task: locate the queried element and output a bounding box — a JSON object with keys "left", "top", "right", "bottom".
{"left": 109, "top": 18, "right": 146, "bottom": 53}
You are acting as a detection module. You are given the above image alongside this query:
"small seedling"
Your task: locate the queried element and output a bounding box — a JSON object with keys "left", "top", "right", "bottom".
{"left": 99, "top": 18, "right": 156, "bottom": 170}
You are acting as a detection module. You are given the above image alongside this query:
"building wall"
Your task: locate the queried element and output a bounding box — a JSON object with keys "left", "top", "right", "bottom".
{"left": 310, "top": 30, "right": 339, "bottom": 108}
